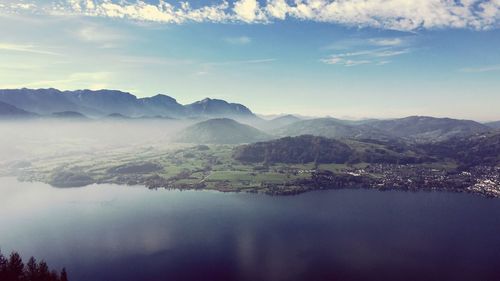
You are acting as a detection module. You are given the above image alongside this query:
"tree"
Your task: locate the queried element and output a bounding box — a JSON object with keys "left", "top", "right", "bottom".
{"left": 49, "top": 269, "right": 60, "bottom": 281}
{"left": 25, "top": 257, "right": 39, "bottom": 281}
{"left": 7, "top": 252, "right": 25, "bottom": 281}
{"left": 60, "top": 268, "right": 68, "bottom": 281}
{"left": 37, "top": 261, "right": 50, "bottom": 281}
{"left": 0, "top": 250, "right": 7, "bottom": 280}
{"left": 0, "top": 250, "right": 68, "bottom": 281}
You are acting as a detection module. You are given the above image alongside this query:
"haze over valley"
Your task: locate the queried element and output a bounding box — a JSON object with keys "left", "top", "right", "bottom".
{"left": 0, "top": 88, "right": 498, "bottom": 198}
{"left": 1, "top": 1, "right": 500, "bottom": 280}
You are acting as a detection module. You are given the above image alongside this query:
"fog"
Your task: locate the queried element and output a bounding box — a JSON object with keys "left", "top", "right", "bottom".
{"left": 0, "top": 119, "right": 193, "bottom": 164}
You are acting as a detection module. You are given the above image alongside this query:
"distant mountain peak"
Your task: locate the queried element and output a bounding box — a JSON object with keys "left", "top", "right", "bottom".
{"left": 143, "top": 94, "right": 180, "bottom": 105}
{"left": 150, "top": 94, "right": 177, "bottom": 101}
{"left": 186, "top": 97, "right": 255, "bottom": 118}
{"left": 0, "top": 88, "right": 256, "bottom": 119}
{"left": 175, "top": 118, "right": 269, "bottom": 144}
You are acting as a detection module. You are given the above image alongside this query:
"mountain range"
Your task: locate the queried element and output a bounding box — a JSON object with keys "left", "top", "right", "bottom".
{"left": 273, "top": 116, "right": 492, "bottom": 143}
{"left": 0, "top": 88, "right": 498, "bottom": 145}
{"left": 0, "top": 88, "right": 255, "bottom": 119}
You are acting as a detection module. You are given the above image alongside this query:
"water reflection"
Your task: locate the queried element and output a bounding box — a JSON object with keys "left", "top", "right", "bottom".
{"left": 1, "top": 177, "right": 500, "bottom": 281}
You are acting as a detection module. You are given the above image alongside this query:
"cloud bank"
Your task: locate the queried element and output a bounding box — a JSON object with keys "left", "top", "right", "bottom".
{"left": 1, "top": 0, "right": 499, "bottom": 31}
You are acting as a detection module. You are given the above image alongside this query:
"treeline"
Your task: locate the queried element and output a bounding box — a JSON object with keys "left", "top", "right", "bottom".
{"left": 233, "top": 135, "right": 430, "bottom": 165}
{"left": 0, "top": 250, "right": 68, "bottom": 281}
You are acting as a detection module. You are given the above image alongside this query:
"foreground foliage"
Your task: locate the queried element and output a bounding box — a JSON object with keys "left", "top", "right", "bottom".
{"left": 0, "top": 250, "right": 68, "bottom": 281}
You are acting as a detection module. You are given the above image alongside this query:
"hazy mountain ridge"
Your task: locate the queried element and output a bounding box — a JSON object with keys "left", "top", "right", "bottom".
{"left": 0, "top": 88, "right": 495, "bottom": 145}
{"left": 0, "top": 101, "right": 35, "bottom": 117}
{"left": 486, "top": 121, "right": 500, "bottom": 129}
{"left": 419, "top": 131, "right": 500, "bottom": 167}
{"left": 258, "top": 114, "right": 302, "bottom": 131}
{"left": 275, "top": 118, "right": 394, "bottom": 140}
{"left": 276, "top": 116, "right": 491, "bottom": 143}
{"left": 175, "top": 118, "right": 270, "bottom": 144}
{"left": 0, "top": 88, "right": 256, "bottom": 119}
{"left": 139, "top": 94, "right": 187, "bottom": 117}
{"left": 368, "top": 116, "right": 490, "bottom": 142}
{"left": 51, "top": 111, "right": 88, "bottom": 119}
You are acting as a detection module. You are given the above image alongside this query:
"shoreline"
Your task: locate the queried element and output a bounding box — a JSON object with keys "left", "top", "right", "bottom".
{"left": 13, "top": 173, "right": 500, "bottom": 199}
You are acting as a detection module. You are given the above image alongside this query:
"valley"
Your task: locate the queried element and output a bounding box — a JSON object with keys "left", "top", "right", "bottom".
{"left": 4, "top": 134, "right": 498, "bottom": 198}
{"left": 0, "top": 88, "right": 498, "bottom": 198}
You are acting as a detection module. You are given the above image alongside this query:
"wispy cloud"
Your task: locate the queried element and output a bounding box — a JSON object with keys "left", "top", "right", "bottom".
{"left": 459, "top": 65, "right": 500, "bottom": 73}
{"left": 344, "top": 60, "right": 372, "bottom": 67}
{"left": 321, "top": 57, "right": 373, "bottom": 67}
{"left": 205, "top": 58, "right": 276, "bottom": 66}
{"left": 369, "top": 38, "right": 404, "bottom": 47}
{"left": 322, "top": 34, "right": 415, "bottom": 67}
{"left": 72, "top": 24, "right": 130, "bottom": 48}
{"left": 2, "top": 0, "right": 499, "bottom": 31}
{"left": 0, "top": 42, "right": 61, "bottom": 56}
{"left": 195, "top": 58, "right": 276, "bottom": 76}
{"left": 320, "top": 47, "right": 411, "bottom": 66}
{"left": 0, "top": 71, "right": 113, "bottom": 89}
{"left": 374, "top": 49, "right": 411, "bottom": 57}
{"left": 0, "top": 2, "right": 37, "bottom": 11}
{"left": 224, "top": 36, "right": 252, "bottom": 45}
{"left": 117, "top": 55, "right": 194, "bottom": 66}
{"left": 325, "top": 36, "right": 412, "bottom": 50}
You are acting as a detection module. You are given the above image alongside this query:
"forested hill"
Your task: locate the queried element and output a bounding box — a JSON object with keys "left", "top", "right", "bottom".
{"left": 233, "top": 135, "right": 353, "bottom": 164}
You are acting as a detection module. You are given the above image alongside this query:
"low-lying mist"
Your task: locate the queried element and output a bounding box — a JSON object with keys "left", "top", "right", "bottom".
{"left": 0, "top": 119, "right": 193, "bottom": 163}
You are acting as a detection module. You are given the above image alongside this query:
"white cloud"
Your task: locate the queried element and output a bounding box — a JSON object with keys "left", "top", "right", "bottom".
{"left": 459, "top": 64, "right": 500, "bottom": 73}
{"left": 264, "top": 0, "right": 500, "bottom": 30}
{"left": 233, "top": 0, "right": 266, "bottom": 22}
{"left": 224, "top": 36, "right": 252, "bottom": 45}
{"left": 50, "top": 0, "right": 232, "bottom": 24}
{"left": 266, "top": 0, "right": 289, "bottom": 19}
{"left": 1, "top": 0, "right": 499, "bottom": 31}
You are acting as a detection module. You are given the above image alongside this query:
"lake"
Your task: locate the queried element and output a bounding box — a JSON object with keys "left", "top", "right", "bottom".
{"left": 1, "top": 177, "right": 500, "bottom": 281}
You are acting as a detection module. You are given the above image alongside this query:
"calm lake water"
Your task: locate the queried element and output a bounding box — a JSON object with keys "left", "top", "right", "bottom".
{"left": 1, "top": 177, "right": 500, "bottom": 281}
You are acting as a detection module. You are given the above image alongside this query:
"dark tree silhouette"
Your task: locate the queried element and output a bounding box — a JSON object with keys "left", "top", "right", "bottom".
{"left": 7, "top": 252, "right": 24, "bottom": 281}
{"left": 60, "top": 268, "right": 68, "bottom": 281}
{"left": 0, "top": 249, "right": 68, "bottom": 281}
{"left": 0, "top": 250, "right": 7, "bottom": 280}
{"left": 25, "top": 257, "right": 38, "bottom": 281}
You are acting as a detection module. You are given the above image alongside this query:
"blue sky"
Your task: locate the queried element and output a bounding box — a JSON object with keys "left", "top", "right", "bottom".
{"left": 0, "top": 0, "right": 499, "bottom": 120}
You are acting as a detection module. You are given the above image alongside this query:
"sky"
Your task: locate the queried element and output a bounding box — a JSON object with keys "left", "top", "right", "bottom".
{"left": 0, "top": 0, "right": 499, "bottom": 121}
